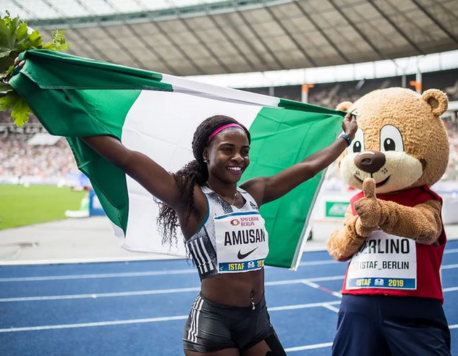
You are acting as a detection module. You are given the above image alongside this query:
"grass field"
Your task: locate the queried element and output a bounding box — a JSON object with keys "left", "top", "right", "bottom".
{"left": 0, "top": 185, "right": 86, "bottom": 230}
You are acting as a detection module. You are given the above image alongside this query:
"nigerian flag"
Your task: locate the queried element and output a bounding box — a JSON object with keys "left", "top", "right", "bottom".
{"left": 10, "top": 49, "right": 344, "bottom": 269}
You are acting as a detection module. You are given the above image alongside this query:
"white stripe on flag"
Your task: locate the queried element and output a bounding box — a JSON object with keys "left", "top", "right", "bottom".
{"left": 161, "top": 74, "right": 280, "bottom": 108}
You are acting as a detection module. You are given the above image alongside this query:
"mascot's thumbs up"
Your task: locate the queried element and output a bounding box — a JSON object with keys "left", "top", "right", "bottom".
{"left": 355, "top": 178, "right": 381, "bottom": 237}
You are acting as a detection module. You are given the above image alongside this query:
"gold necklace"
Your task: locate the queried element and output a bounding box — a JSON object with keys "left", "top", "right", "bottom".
{"left": 206, "top": 181, "right": 238, "bottom": 205}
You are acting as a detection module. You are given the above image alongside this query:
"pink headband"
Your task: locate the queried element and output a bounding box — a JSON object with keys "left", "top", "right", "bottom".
{"left": 207, "top": 123, "right": 244, "bottom": 143}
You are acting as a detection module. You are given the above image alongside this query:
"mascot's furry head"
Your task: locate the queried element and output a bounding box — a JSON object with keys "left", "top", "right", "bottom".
{"left": 337, "top": 88, "right": 449, "bottom": 193}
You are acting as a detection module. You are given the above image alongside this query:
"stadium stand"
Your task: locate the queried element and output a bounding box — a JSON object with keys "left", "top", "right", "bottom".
{"left": 243, "top": 69, "right": 458, "bottom": 105}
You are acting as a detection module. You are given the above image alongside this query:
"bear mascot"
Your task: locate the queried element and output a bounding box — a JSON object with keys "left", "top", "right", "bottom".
{"left": 327, "top": 87, "right": 451, "bottom": 356}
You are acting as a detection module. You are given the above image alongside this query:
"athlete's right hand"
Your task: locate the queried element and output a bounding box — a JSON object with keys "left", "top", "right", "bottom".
{"left": 14, "top": 57, "right": 25, "bottom": 68}
{"left": 3, "top": 57, "right": 24, "bottom": 84}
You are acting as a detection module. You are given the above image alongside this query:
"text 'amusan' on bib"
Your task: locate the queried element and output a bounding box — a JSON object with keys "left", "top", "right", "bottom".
{"left": 214, "top": 211, "right": 269, "bottom": 273}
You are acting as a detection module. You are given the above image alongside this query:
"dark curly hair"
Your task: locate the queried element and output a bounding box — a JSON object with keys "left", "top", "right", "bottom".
{"left": 156, "top": 115, "right": 251, "bottom": 246}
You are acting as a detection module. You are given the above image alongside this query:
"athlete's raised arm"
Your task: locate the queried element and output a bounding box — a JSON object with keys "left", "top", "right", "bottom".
{"left": 82, "top": 135, "right": 198, "bottom": 216}
{"left": 241, "top": 112, "right": 357, "bottom": 206}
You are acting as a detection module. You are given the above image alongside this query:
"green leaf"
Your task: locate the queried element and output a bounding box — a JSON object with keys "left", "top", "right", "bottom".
{"left": 42, "top": 29, "right": 70, "bottom": 51}
{"left": 28, "top": 30, "right": 42, "bottom": 47}
{"left": 16, "top": 24, "right": 32, "bottom": 52}
{"left": 0, "top": 13, "right": 69, "bottom": 126}
{"left": 0, "top": 90, "right": 32, "bottom": 126}
{"left": 0, "top": 50, "right": 12, "bottom": 58}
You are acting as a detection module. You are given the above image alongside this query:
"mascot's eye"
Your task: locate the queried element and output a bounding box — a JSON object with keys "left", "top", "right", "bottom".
{"left": 353, "top": 141, "right": 362, "bottom": 153}
{"left": 349, "top": 128, "right": 364, "bottom": 153}
{"left": 380, "top": 125, "right": 404, "bottom": 152}
{"left": 383, "top": 138, "right": 396, "bottom": 151}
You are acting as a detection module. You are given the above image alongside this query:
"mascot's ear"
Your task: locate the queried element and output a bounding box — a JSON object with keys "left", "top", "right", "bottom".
{"left": 336, "top": 101, "right": 353, "bottom": 112}
{"left": 422, "top": 89, "right": 448, "bottom": 116}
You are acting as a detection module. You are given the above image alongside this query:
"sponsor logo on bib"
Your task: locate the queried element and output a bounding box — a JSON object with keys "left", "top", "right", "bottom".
{"left": 237, "top": 247, "right": 258, "bottom": 260}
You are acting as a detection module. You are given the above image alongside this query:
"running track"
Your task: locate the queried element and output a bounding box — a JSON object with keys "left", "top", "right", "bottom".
{"left": 1, "top": 241, "right": 457, "bottom": 355}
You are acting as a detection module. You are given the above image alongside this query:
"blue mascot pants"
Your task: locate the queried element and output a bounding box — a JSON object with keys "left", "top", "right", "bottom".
{"left": 332, "top": 294, "right": 451, "bottom": 356}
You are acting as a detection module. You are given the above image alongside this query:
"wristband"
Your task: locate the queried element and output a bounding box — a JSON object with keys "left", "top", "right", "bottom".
{"left": 338, "top": 133, "right": 352, "bottom": 146}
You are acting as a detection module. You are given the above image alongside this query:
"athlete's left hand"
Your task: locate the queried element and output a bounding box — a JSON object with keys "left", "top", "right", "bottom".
{"left": 341, "top": 112, "right": 358, "bottom": 141}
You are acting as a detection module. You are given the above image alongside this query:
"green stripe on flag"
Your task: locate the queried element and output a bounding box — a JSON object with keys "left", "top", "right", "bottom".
{"left": 17, "top": 50, "right": 171, "bottom": 90}
{"left": 278, "top": 97, "right": 345, "bottom": 116}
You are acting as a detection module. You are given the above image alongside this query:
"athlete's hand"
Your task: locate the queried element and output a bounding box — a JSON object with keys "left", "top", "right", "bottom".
{"left": 3, "top": 57, "right": 24, "bottom": 84}
{"left": 341, "top": 112, "right": 358, "bottom": 141}
{"left": 14, "top": 57, "right": 25, "bottom": 68}
{"left": 355, "top": 178, "right": 381, "bottom": 236}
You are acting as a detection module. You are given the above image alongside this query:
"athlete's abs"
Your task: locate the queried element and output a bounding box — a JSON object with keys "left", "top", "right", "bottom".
{"left": 201, "top": 268, "right": 264, "bottom": 307}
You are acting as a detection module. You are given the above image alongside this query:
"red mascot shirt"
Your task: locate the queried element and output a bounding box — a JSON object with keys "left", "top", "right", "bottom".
{"left": 341, "top": 186, "right": 446, "bottom": 303}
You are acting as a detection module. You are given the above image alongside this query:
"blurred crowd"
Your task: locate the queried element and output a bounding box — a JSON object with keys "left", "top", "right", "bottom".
{"left": 307, "top": 79, "right": 395, "bottom": 110}
{"left": 0, "top": 133, "right": 79, "bottom": 184}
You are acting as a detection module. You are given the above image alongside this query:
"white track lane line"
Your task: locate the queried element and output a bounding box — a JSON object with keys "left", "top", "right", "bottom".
{"left": 322, "top": 304, "right": 340, "bottom": 313}
{"left": 0, "top": 300, "right": 342, "bottom": 333}
{"left": 285, "top": 342, "right": 333, "bottom": 352}
{"left": 0, "top": 276, "right": 346, "bottom": 302}
{"left": 0, "top": 259, "right": 340, "bottom": 282}
{"left": 0, "top": 315, "right": 188, "bottom": 333}
{"left": 1, "top": 256, "right": 456, "bottom": 283}
{"left": 441, "top": 264, "right": 458, "bottom": 269}
{"left": 301, "top": 280, "right": 342, "bottom": 298}
{"left": 0, "top": 269, "right": 196, "bottom": 282}
{"left": 3, "top": 269, "right": 458, "bottom": 303}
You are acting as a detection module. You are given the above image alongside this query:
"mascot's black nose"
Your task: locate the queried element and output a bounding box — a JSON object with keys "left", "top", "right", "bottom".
{"left": 354, "top": 151, "right": 386, "bottom": 174}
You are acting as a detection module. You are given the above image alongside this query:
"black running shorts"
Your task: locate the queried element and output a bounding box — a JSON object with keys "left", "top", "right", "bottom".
{"left": 183, "top": 293, "right": 274, "bottom": 352}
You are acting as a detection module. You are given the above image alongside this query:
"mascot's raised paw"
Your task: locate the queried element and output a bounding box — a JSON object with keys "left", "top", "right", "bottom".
{"left": 354, "top": 178, "right": 380, "bottom": 236}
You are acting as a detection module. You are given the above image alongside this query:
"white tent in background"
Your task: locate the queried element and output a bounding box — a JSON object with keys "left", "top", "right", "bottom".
{"left": 27, "top": 132, "right": 61, "bottom": 146}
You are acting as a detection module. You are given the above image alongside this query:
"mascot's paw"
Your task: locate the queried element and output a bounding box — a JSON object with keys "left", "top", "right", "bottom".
{"left": 354, "top": 178, "right": 381, "bottom": 234}
{"left": 355, "top": 218, "right": 376, "bottom": 237}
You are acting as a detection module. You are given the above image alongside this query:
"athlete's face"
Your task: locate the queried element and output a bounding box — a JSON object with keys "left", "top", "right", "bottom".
{"left": 204, "top": 128, "right": 250, "bottom": 184}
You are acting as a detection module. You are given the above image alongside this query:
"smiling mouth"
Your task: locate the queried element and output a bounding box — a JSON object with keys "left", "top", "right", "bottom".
{"left": 228, "top": 166, "right": 243, "bottom": 174}
{"left": 354, "top": 175, "right": 391, "bottom": 187}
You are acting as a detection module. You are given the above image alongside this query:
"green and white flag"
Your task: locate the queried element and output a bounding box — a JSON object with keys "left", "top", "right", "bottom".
{"left": 10, "top": 50, "right": 344, "bottom": 269}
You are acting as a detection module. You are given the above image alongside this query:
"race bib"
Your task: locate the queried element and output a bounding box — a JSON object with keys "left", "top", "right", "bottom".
{"left": 346, "top": 229, "right": 417, "bottom": 290}
{"left": 214, "top": 211, "right": 269, "bottom": 273}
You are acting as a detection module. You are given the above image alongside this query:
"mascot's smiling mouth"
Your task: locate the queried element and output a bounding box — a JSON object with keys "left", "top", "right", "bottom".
{"left": 355, "top": 175, "right": 391, "bottom": 187}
